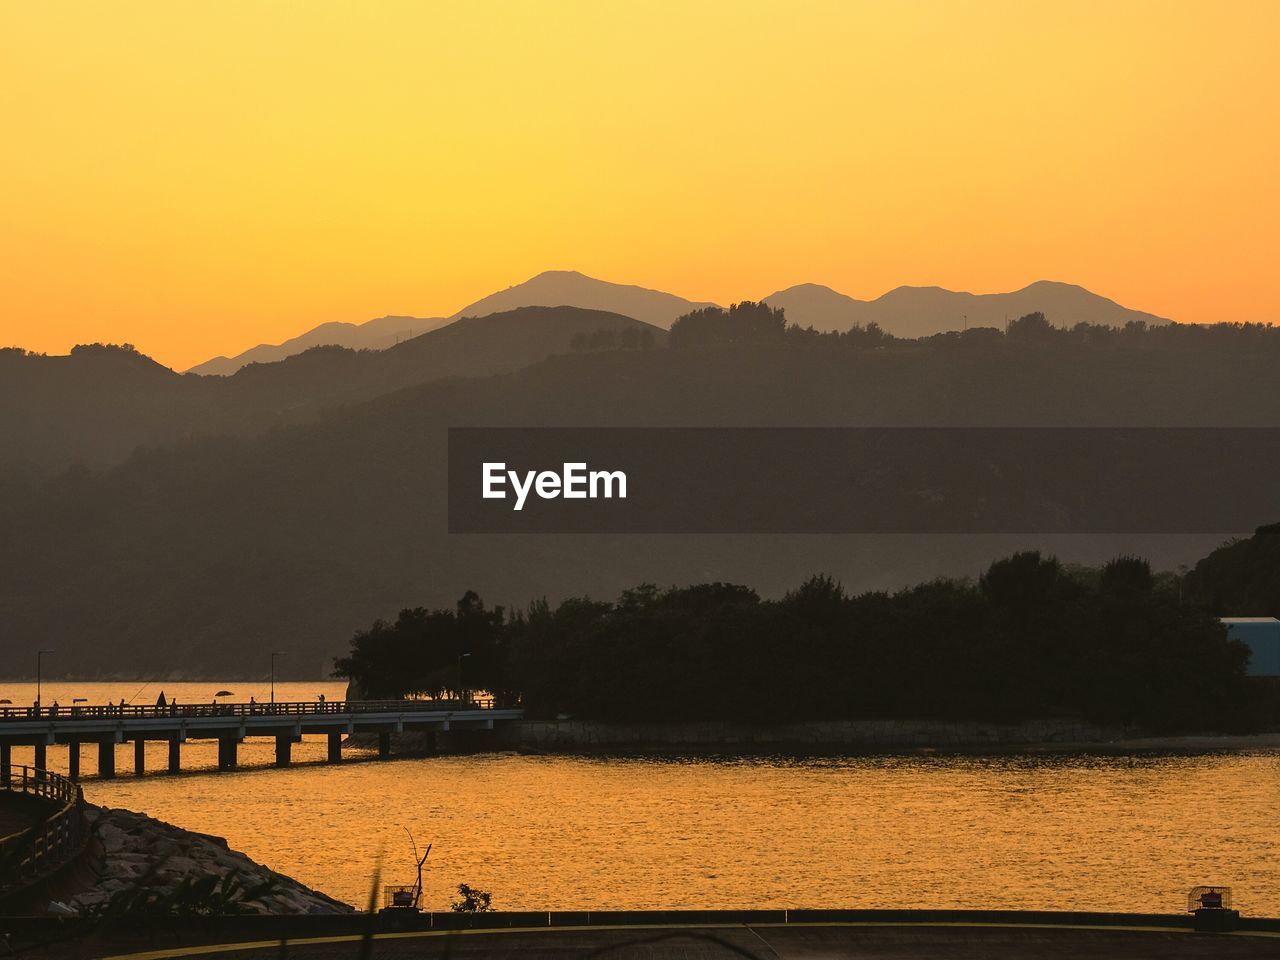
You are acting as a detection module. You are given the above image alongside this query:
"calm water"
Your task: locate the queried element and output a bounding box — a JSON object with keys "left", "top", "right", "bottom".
{"left": 3, "top": 682, "right": 1278, "bottom": 915}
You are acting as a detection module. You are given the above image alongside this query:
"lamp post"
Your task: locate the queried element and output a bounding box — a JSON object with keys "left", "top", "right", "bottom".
{"left": 458, "top": 653, "right": 472, "bottom": 705}
{"left": 36, "top": 649, "right": 54, "bottom": 711}
{"left": 270, "top": 651, "right": 286, "bottom": 704}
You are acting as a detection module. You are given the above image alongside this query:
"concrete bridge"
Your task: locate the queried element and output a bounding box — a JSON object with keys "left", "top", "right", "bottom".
{"left": 0, "top": 699, "right": 523, "bottom": 780}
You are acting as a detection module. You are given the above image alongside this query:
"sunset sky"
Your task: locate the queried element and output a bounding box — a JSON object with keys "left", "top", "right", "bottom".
{"left": 2, "top": 0, "right": 1276, "bottom": 371}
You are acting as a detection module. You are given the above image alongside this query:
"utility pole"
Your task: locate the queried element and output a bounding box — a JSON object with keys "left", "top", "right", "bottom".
{"left": 36, "top": 649, "right": 54, "bottom": 710}
{"left": 270, "top": 651, "right": 287, "bottom": 704}
{"left": 458, "top": 652, "right": 472, "bottom": 705}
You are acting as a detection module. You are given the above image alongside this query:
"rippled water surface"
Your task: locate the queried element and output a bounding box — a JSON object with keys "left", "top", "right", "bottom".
{"left": 4, "top": 682, "right": 1278, "bottom": 914}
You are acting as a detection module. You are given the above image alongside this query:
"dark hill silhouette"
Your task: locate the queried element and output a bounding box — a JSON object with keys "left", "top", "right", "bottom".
{"left": 188, "top": 314, "right": 449, "bottom": 376}
{"left": 0, "top": 344, "right": 210, "bottom": 474}
{"left": 763, "top": 280, "right": 1171, "bottom": 336}
{"left": 182, "top": 271, "right": 710, "bottom": 376}
{"left": 180, "top": 274, "right": 1171, "bottom": 374}
{"left": 3, "top": 323, "right": 1280, "bottom": 677}
{"left": 1185, "top": 524, "right": 1280, "bottom": 615}
{"left": 0, "top": 307, "right": 664, "bottom": 475}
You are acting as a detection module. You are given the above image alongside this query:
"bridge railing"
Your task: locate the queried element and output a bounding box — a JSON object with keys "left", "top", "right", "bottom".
{"left": 0, "top": 765, "right": 89, "bottom": 894}
{"left": 0, "top": 697, "right": 508, "bottom": 723}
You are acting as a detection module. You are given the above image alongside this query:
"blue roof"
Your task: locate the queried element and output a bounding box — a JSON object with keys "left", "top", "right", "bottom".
{"left": 1222, "top": 618, "right": 1280, "bottom": 677}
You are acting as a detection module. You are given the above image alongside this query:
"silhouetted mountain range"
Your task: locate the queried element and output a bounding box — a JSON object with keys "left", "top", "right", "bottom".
{"left": 186, "top": 271, "right": 711, "bottom": 375}
{"left": 3, "top": 322, "right": 1280, "bottom": 677}
{"left": 762, "top": 280, "right": 1171, "bottom": 337}
{"left": 181, "top": 272, "right": 1169, "bottom": 374}
{"left": 1, "top": 307, "right": 662, "bottom": 475}
{"left": 188, "top": 315, "right": 450, "bottom": 376}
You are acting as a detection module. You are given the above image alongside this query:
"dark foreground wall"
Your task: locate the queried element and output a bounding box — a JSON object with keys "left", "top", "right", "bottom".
{"left": 7, "top": 909, "right": 1280, "bottom": 960}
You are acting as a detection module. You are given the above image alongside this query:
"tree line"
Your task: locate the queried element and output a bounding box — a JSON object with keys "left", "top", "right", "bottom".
{"left": 664, "top": 301, "right": 1278, "bottom": 350}
{"left": 334, "top": 551, "right": 1259, "bottom": 734}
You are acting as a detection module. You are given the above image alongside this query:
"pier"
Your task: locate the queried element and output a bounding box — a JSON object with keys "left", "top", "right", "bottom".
{"left": 0, "top": 699, "right": 522, "bottom": 779}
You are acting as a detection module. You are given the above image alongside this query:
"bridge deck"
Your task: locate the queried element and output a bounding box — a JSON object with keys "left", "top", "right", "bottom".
{"left": 0, "top": 699, "right": 523, "bottom": 745}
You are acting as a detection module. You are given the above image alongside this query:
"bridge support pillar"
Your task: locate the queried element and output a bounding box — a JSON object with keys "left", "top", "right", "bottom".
{"left": 133, "top": 739, "right": 146, "bottom": 776}
{"left": 217, "top": 736, "right": 238, "bottom": 771}
{"left": 327, "top": 733, "right": 342, "bottom": 763}
{"left": 1, "top": 743, "right": 10, "bottom": 782}
{"left": 274, "top": 736, "right": 292, "bottom": 767}
{"left": 378, "top": 732, "right": 391, "bottom": 760}
{"left": 98, "top": 740, "right": 116, "bottom": 779}
{"left": 426, "top": 731, "right": 438, "bottom": 754}
{"left": 167, "top": 738, "right": 181, "bottom": 774}
{"left": 34, "top": 740, "right": 47, "bottom": 771}
{"left": 68, "top": 741, "right": 80, "bottom": 781}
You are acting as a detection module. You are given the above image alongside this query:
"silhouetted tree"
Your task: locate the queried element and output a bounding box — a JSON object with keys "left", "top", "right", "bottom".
{"left": 1006, "top": 311, "right": 1055, "bottom": 340}
{"left": 338, "top": 552, "right": 1252, "bottom": 733}
{"left": 669, "top": 302, "right": 787, "bottom": 347}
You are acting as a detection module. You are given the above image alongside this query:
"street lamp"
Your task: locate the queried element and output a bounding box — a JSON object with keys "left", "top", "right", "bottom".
{"left": 458, "top": 653, "right": 472, "bottom": 705}
{"left": 36, "top": 649, "right": 54, "bottom": 711}
{"left": 270, "top": 651, "right": 287, "bottom": 704}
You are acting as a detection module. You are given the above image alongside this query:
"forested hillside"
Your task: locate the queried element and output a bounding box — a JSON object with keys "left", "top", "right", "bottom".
{"left": 3, "top": 316, "right": 1279, "bottom": 677}
{"left": 0, "top": 307, "right": 662, "bottom": 475}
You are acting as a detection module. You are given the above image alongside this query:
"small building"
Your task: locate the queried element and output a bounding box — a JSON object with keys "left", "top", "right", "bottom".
{"left": 1222, "top": 617, "right": 1280, "bottom": 677}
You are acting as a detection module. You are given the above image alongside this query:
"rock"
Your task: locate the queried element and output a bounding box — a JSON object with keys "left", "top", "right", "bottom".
{"left": 66, "top": 805, "right": 354, "bottom": 916}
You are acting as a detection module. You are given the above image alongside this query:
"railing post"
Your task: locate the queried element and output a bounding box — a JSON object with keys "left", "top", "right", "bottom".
{"left": 0, "top": 743, "right": 10, "bottom": 786}
{"left": 0, "top": 766, "right": 90, "bottom": 896}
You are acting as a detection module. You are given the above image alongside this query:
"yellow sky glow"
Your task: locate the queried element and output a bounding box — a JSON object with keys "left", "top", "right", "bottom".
{"left": 1, "top": 0, "right": 1276, "bottom": 370}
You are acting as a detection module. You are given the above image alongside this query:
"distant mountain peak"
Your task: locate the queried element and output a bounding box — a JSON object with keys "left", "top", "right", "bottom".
{"left": 449, "top": 271, "right": 717, "bottom": 329}
{"left": 766, "top": 279, "right": 1171, "bottom": 336}
{"left": 766, "top": 281, "right": 845, "bottom": 295}
{"left": 1021, "top": 279, "right": 1080, "bottom": 289}
{"left": 187, "top": 272, "right": 1173, "bottom": 375}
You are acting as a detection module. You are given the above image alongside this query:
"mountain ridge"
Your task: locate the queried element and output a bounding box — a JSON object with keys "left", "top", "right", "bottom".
{"left": 448, "top": 269, "right": 717, "bottom": 328}
{"left": 183, "top": 272, "right": 1173, "bottom": 374}
{"left": 1, "top": 306, "right": 665, "bottom": 475}
{"left": 187, "top": 314, "right": 449, "bottom": 376}
{"left": 762, "top": 279, "right": 1172, "bottom": 337}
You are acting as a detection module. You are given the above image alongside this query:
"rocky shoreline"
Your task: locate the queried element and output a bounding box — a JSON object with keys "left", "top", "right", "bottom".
{"left": 358, "top": 718, "right": 1280, "bottom": 756}
{"left": 63, "top": 806, "right": 352, "bottom": 916}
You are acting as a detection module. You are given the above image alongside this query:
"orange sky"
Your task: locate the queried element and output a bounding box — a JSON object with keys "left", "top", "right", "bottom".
{"left": 1, "top": 1, "right": 1276, "bottom": 371}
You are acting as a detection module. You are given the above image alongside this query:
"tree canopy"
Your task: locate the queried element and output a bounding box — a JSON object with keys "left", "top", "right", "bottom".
{"left": 334, "top": 551, "right": 1254, "bottom": 733}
